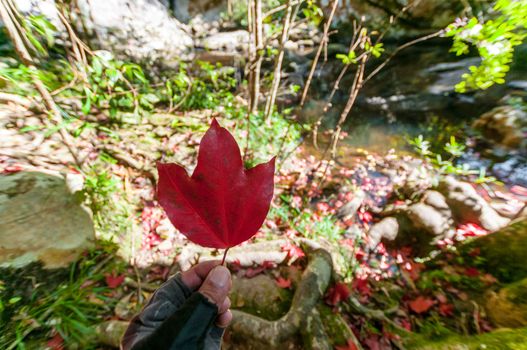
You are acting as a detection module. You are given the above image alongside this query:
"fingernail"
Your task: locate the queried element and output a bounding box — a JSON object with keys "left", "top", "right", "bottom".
{"left": 207, "top": 266, "right": 230, "bottom": 288}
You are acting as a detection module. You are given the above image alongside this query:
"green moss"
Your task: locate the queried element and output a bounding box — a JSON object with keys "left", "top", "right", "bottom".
{"left": 406, "top": 328, "right": 527, "bottom": 350}
{"left": 508, "top": 279, "right": 527, "bottom": 305}
{"left": 462, "top": 219, "right": 527, "bottom": 284}
{"left": 318, "top": 305, "right": 353, "bottom": 346}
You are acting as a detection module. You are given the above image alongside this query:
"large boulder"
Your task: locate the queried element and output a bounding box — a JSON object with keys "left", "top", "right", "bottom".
{"left": 473, "top": 105, "right": 527, "bottom": 150}
{"left": 373, "top": 191, "right": 456, "bottom": 254}
{"left": 15, "top": 0, "right": 194, "bottom": 66}
{"left": 0, "top": 171, "right": 94, "bottom": 268}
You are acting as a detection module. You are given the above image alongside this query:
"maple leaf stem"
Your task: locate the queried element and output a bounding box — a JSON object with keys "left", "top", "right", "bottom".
{"left": 221, "top": 247, "right": 230, "bottom": 265}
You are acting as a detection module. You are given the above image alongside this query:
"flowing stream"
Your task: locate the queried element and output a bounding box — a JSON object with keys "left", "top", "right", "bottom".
{"left": 296, "top": 41, "right": 527, "bottom": 186}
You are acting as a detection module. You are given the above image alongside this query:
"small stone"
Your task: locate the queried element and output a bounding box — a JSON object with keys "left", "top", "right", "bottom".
{"left": 367, "top": 217, "right": 399, "bottom": 249}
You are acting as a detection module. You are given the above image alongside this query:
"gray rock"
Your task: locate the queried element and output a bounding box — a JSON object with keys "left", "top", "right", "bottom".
{"left": 0, "top": 171, "right": 94, "bottom": 268}
{"left": 493, "top": 157, "right": 527, "bottom": 187}
{"left": 438, "top": 176, "right": 510, "bottom": 232}
{"left": 422, "top": 190, "right": 452, "bottom": 215}
{"left": 337, "top": 190, "right": 365, "bottom": 220}
{"left": 15, "top": 0, "right": 194, "bottom": 66}
{"left": 200, "top": 30, "right": 250, "bottom": 53}
{"left": 473, "top": 105, "right": 527, "bottom": 149}
{"left": 367, "top": 217, "right": 399, "bottom": 249}
{"left": 407, "top": 203, "right": 454, "bottom": 239}
{"left": 231, "top": 273, "right": 291, "bottom": 320}
{"left": 508, "top": 80, "right": 527, "bottom": 91}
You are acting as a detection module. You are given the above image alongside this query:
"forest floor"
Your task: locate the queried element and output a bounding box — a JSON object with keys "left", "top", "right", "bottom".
{"left": 1, "top": 93, "right": 527, "bottom": 349}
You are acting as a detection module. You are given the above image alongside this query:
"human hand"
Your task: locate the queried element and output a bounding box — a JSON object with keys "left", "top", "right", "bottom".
{"left": 180, "top": 260, "right": 233, "bottom": 328}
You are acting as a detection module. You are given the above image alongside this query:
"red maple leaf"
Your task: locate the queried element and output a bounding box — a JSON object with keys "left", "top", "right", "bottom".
{"left": 281, "top": 240, "right": 305, "bottom": 260}
{"left": 276, "top": 277, "right": 292, "bottom": 289}
{"left": 105, "top": 273, "right": 125, "bottom": 289}
{"left": 335, "top": 338, "right": 359, "bottom": 350}
{"left": 47, "top": 333, "right": 64, "bottom": 350}
{"left": 326, "top": 282, "right": 351, "bottom": 306}
{"left": 464, "top": 267, "right": 480, "bottom": 277}
{"left": 408, "top": 296, "right": 435, "bottom": 314}
{"left": 157, "top": 119, "right": 275, "bottom": 249}
{"left": 438, "top": 303, "right": 454, "bottom": 316}
{"left": 352, "top": 278, "right": 372, "bottom": 297}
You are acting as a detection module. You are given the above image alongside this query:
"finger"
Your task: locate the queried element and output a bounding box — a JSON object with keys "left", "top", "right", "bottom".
{"left": 216, "top": 309, "right": 233, "bottom": 328}
{"left": 218, "top": 297, "right": 231, "bottom": 315}
{"left": 198, "top": 266, "right": 232, "bottom": 307}
{"left": 180, "top": 260, "right": 221, "bottom": 290}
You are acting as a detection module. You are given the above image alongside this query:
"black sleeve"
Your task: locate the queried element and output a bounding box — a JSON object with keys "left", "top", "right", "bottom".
{"left": 121, "top": 273, "right": 225, "bottom": 350}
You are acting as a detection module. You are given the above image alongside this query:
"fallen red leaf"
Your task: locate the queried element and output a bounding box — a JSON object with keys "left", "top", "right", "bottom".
{"left": 275, "top": 277, "right": 292, "bottom": 289}
{"left": 47, "top": 333, "right": 64, "bottom": 350}
{"left": 511, "top": 185, "right": 527, "bottom": 197}
{"left": 465, "top": 267, "right": 480, "bottom": 277}
{"left": 352, "top": 278, "right": 372, "bottom": 297}
{"left": 408, "top": 296, "right": 435, "bottom": 314}
{"left": 157, "top": 119, "right": 275, "bottom": 249}
{"left": 363, "top": 335, "right": 382, "bottom": 350}
{"left": 2, "top": 164, "right": 24, "bottom": 174}
{"left": 439, "top": 303, "right": 455, "bottom": 316}
{"left": 335, "top": 338, "right": 359, "bottom": 350}
{"left": 281, "top": 240, "right": 305, "bottom": 260}
{"left": 245, "top": 266, "right": 266, "bottom": 278}
{"left": 105, "top": 273, "right": 125, "bottom": 289}
{"left": 326, "top": 282, "right": 351, "bottom": 306}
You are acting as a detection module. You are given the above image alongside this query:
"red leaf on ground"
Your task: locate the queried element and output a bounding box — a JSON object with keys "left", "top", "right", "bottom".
{"left": 326, "top": 282, "right": 351, "bottom": 306}
{"left": 456, "top": 223, "right": 487, "bottom": 238}
{"left": 358, "top": 209, "right": 373, "bottom": 224}
{"left": 335, "top": 338, "right": 359, "bottom": 350}
{"left": 352, "top": 278, "right": 372, "bottom": 297}
{"left": 105, "top": 273, "right": 125, "bottom": 289}
{"left": 157, "top": 119, "right": 275, "bottom": 249}
{"left": 408, "top": 296, "right": 435, "bottom": 314}
{"left": 439, "top": 303, "right": 455, "bottom": 316}
{"left": 47, "top": 333, "right": 64, "bottom": 350}
{"left": 363, "top": 335, "right": 382, "bottom": 350}
{"left": 276, "top": 277, "right": 292, "bottom": 289}
{"left": 511, "top": 185, "right": 527, "bottom": 197}
{"left": 245, "top": 266, "right": 266, "bottom": 278}
{"left": 281, "top": 240, "right": 305, "bottom": 260}
{"left": 2, "top": 164, "right": 24, "bottom": 174}
{"left": 399, "top": 318, "right": 412, "bottom": 331}
{"left": 465, "top": 267, "right": 480, "bottom": 277}
{"left": 262, "top": 260, "right": 276, "bottom": 269}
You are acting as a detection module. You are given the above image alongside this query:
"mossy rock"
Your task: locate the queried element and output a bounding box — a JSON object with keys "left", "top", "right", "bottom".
{"left": 318, "top": 305, "right": 355, "bottom": 347}
{"left": 461, "top": 218, "right": 527, "bottom": 283}
{"left": 486, "top": 278, "right": 527, "bottom": 328}
{"left": 230, "top": 274, "right": 293, "bottom": 320}
{"left": 406, "top": 327, "right": 527, "bottom": 350}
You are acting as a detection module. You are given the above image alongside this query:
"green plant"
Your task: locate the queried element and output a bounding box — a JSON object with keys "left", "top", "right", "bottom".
{"left": 409, "top": 135, "right": 499, "bottom": 183}
{"left": 446, "top": 0, "right": 527, "bottom": 92}
{"left": 0, "top": 245, "right": 121, "bottom": 349}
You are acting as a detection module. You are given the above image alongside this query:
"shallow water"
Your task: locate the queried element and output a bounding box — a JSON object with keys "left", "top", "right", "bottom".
{"left": 298, "top": 41, "right": 527, "bottom": 186}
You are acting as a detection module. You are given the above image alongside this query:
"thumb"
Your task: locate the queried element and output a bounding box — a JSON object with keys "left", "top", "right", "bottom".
{"left": 198, "top": 265, "right": 232, "bottom": 307}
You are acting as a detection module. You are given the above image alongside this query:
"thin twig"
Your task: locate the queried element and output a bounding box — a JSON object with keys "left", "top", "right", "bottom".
{"left": 363, "top": 30, "right": 443, "bottom": 84}
{"left": 299, "top": 0, "right": 339, "bottom": 107}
